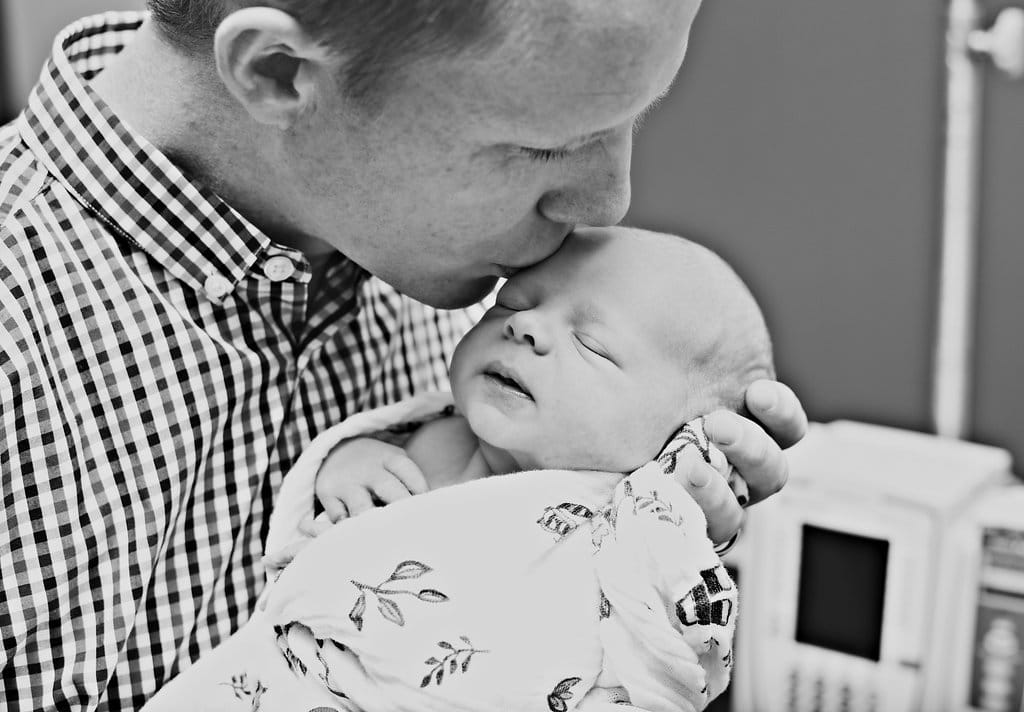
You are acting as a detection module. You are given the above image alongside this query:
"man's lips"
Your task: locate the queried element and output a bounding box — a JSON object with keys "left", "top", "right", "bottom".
{"left": 482, "top": 362, "right": 533, "bottom": 400}
{"left": 492, "top": 226, "right": 574, "bottom": 278}
{"left": 493, "top": 263, "right": 530, "bottom": 279}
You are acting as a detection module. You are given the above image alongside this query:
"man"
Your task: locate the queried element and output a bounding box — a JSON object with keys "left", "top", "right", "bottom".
{"left": 0, "top": 1, "right": 806, "bottom": 709}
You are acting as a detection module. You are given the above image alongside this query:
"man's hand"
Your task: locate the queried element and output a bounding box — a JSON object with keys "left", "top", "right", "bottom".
{"left": 315, "top": 438, "right": 429, "bottom": 522}
{"left": 679, "top": 380, "right": 807, "bottom": 545}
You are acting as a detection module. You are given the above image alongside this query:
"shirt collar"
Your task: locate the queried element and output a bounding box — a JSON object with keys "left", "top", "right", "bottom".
{"left": 16, "top": 11, "right": 332, "bottom": 302}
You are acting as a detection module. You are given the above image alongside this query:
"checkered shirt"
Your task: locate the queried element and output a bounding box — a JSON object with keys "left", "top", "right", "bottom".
{"left": 0, "top": 12, "right": 481, "bottom": 711}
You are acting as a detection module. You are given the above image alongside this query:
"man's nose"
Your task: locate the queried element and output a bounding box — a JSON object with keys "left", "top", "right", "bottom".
{"left": 537, "top": 126, "right": 633, "bottom": 227}
{"left": 503, "top": 311, "right": 550, "bottom": 354}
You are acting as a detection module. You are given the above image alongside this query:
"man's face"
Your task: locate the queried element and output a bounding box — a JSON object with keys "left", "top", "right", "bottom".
{"left": 449, "top": 228, "right": 707, "bottom": 472}
{"left": 281, "top": 0, "right": 701, "bottom": 307}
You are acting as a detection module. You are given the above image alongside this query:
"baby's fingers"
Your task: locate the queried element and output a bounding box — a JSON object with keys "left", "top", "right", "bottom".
{"left": 383, "top": 455, "right": 429, "bottom": 495}
{"left": 262, "top": 539, "right": 306, "bottom": 575}
{"left": 298, "top": 512, "right": 334, "bottom": 536}
{"left": 371, "top": 473, "right": 416, "bottom": 505}
{"left": 320, "top": 495, "right": 349, "bottom": 524}
{"left": 340, "top": 486, "right": 375, "bottom": 517}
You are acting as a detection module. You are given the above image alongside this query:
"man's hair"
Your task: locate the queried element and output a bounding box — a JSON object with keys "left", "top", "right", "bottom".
{"left": 147, "top": 0, "right": 512, "bottom": 101}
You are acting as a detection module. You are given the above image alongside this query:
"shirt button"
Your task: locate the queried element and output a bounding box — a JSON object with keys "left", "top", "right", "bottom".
{"left": 204, "top": 274, "right": 233, "bottom": 300}
{"left": 263, "top": 255, "right": 296, "bottom": 282}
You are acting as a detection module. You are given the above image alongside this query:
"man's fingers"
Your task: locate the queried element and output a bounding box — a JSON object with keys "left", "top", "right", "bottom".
{"left": 683, "top": 462, "right": 745, "bottom": 545}
{"left": 728, "top": 471, "right": 750, "bottom": 508}
{"left": 744, "top": 379, "right": 808, "bottom": 449}
{"left": 672, "top": 449, "right": 744, "bottom": 545}
{"left": 383, "top": 455, "right": 429, "bottom": 495}
{"left": 704, "top": 410, "right": 789, "bottom": 505}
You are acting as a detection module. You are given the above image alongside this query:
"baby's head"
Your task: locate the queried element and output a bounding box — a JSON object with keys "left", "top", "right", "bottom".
{"left": 449, "top": 226, "right": 774, "bottom": 473}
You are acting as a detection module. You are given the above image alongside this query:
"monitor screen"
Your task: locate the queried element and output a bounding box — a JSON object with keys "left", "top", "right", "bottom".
{"left": 795, "top": 524, "right": 889, "bottom": 660}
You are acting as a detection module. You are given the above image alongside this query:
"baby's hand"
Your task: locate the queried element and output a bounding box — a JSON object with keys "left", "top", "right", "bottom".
{"left": 315, "top": 437, "right": 429, "bottom": 522}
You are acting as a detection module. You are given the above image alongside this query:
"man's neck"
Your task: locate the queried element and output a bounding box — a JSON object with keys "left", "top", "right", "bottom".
{"left": 88, "top": 20, "right": 334, "bottom": 260}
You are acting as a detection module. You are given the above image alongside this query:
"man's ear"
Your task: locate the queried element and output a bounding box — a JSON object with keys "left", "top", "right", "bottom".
{"left": 213, "top": 7, "right": 334, "bottom": 130}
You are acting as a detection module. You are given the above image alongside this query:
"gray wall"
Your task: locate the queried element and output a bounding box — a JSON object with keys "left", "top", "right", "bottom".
{"left": 973, "top": 41, "right": 1024, "bottom": 469}
{"left": 0, "top": 0, "right": 142, "bottom": 118}
{"left": 627, "top": 0, "right": 1024, "bottom": 466}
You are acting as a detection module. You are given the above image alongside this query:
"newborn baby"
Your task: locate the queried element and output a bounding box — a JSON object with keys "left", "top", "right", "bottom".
{"left": 314, "top": 225, "right": 772, "bottom": 513}
{"left": 143, "top": 227, "right": 774, "bottom": 712}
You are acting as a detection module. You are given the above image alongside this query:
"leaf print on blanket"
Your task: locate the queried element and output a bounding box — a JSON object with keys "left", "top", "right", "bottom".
{"left": 703, "top": 636, "right": 735, "bottom": 668}
{"left": 547, "top": 677, "right": 583, "bottom": 712}
{"left": 591, "top": 482, "right": 681, "bottom": 553}
{"left": 218, "top": 673, "right": 268, "bottom": 711}
{"left": 315, "top": 638, "right": 351, "bottom": 699}
{"left": 273, "top": 623, "right": 308, "bottom": 675}
{"left": 420, "top": 636, "right": 489, "bottom": 688}
{"left": 633, "top": 489, "right": 682, "bottom": 528}
{"left": 349, "top": 560, "right": 449, "bottom": 630}
{"left": 537, "top": 502, "right": 596, "bottom": 540}
{"left": 657, "top": 419, "right": 711, "bottom": 474}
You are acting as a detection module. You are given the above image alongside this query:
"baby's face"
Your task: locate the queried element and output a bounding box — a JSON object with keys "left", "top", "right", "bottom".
{"left": 450, "top": 227, "right": 715, "bottom": 473}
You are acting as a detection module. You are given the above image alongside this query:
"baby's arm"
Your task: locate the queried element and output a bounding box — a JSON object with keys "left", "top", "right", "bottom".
{"left": 315, "top": 414, "right": 484, "bottom": 522}
{"left": 314, "top": 438, "right": 428, "bottom": 521}
{"left": 262, "top": 438, "right": 423, "bottom": 575}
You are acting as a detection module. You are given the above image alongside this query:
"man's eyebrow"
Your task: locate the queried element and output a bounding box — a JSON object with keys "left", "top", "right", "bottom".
{"left": 538, "top": 78, "right": 679, "bottom": 151}
{"left": 550, "top": 127, "right": 616, "bottom": 152}
{"left": 562, "top": 80, "right": 678, "bottom": 148}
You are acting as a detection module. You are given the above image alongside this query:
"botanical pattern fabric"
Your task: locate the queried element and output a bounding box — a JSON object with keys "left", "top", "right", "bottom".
{"left": 143, "top": 393, "right": 736, "bottom": 712}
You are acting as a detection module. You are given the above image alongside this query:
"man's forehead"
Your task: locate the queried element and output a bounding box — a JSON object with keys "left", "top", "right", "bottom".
{"left": 445, "top": 0, "right": 698, "bottom": 141}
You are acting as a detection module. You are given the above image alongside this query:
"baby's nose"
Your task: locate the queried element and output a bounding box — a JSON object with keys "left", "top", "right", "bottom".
{"left": 503, "top": 312, "right": 549, "bottom": 354}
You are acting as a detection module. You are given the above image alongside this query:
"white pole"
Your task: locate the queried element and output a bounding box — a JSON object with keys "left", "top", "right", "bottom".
{"left": 933, "top": 0, "right": 983, "bottom": 439}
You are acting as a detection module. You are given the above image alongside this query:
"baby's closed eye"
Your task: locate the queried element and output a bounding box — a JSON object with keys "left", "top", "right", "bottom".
{"left": 573, "top": 332, "right": 615, "bottom": 364}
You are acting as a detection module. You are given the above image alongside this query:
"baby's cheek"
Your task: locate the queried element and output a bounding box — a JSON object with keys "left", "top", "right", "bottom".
{"left": 613, "top": 407, "right": 672, "bottom": 467}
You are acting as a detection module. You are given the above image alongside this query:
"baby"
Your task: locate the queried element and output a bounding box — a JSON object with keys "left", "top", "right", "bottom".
{"left": 314, "top": 225, "right": 772, "bottom": 518}
{"left": 143, "top": 226, "right": 774, "bottom": 712}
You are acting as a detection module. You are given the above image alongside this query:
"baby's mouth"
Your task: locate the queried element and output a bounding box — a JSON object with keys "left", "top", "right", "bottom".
{"left": 483, "top": 365, "right": 533, "bottom": 400}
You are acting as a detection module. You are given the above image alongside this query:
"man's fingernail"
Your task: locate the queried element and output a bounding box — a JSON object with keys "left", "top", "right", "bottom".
{"left": 689, "top": 468, "right": 713, "bottom": 488}
{"left": 751, "top": 384, "right": 777, "bottom": 412}
{"left": 708, "top": 419, "right": 739, "bottom": 446}
{"left": 737, "top": 493, "right": 749, "bottom": 507}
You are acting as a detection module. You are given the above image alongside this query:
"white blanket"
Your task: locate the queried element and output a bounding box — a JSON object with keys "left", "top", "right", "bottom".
{"left": 143, "top": 393, "right": 736, "bottom": 712}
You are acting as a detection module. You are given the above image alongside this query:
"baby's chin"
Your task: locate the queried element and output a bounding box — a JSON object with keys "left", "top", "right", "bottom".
{"left": 460, "top": 401, "right": 652, "bottom": 473}
{"left": 503, "top": 445, "right": 646, "bottom": 475}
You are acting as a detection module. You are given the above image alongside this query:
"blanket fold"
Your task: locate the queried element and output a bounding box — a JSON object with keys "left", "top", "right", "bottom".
{"left": 143, "top": 393, "right": 736, "bottom": 712}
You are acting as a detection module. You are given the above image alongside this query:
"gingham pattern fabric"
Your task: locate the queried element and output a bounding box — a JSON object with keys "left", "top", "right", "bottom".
{"left": 0, "top": 12, "right": 481, "bottom": 711}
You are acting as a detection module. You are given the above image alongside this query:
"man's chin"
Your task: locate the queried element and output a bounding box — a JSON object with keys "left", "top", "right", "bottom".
{"left": 405, "top": 275, "right": 498, "bottom": 309}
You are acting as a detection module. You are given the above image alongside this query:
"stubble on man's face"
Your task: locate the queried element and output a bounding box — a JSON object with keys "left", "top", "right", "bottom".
{"left": 277, "top": 0, "right": 702, "bottom": 308}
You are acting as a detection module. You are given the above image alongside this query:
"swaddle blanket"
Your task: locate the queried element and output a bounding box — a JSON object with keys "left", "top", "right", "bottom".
{"left": 143, "top": 392, "right": 737, "bottom": 712}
